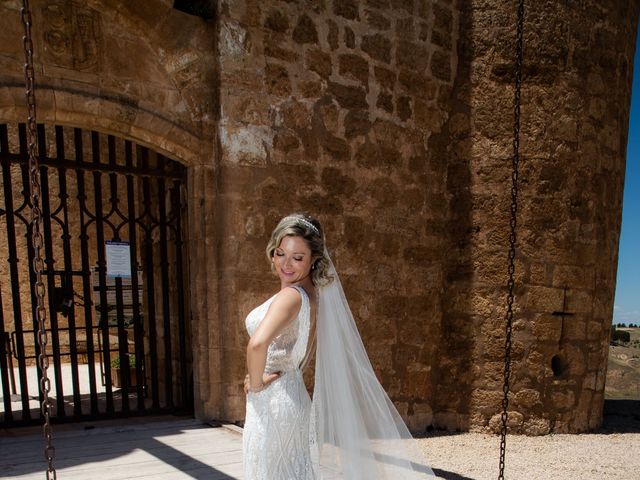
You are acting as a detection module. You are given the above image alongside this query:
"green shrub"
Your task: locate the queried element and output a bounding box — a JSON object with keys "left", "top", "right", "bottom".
{"left": 111, "top": 353, "right": 136, "bottom": 369}
{"left": 612, "top": 330, "right": 631, "bottom": 343}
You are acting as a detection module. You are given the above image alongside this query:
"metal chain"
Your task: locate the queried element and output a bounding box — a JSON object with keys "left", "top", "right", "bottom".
{"left": 498, "top": 1, "right": 524, "bottom": 479}
{"left": 20, "top": 1, "right": 57, "bottom": 478}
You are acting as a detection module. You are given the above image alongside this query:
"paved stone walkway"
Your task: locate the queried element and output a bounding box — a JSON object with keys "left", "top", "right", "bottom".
{"left": 0, "top": 417, "right": 243, "bottom": 480}
{"left": 2, "top": 412, "right": 638, "bottom": 479}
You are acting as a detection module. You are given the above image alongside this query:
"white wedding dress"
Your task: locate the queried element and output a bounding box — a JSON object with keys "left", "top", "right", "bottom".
{"left": 243, "top": 285, "right": 318, "bottom": 480}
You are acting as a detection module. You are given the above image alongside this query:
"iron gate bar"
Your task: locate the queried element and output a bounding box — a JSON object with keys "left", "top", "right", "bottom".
{"left": 42, "top": 269, "right": 85, "bottom": 275}
{"left": 140, "top": 146, "right": 160, "bottom": 409}
{"left": 37, "top": 123, "right": 66, "bottom": 418}
{"left": 1, "top": 124, "right": 32, "bottom": 420}
{"left": 3, "top": 152, "right": 185, "bottom": 180}
{"left": 157, "top": 155, "right": 174, "bottom": 408}
{"left": 172, "top": 174, "right": 189, "bottom": 406}
{"left": 5, "top": 332, "right": 19, "bottom": 395}
{"left": 0, "top": 288, "right": 12, "bottom": 421}
{"left": 125, "top": 139, "right": 146, "bottom": 411}
{"left": 74, "top": 127, "right": 99, "bottom": 416}
{"left": 11, "top": 328, "right": 123, "bottom": 360}
{"left": 1, "top": 130, "right": 16, "bottom": 421}
{"left": 108, "top": 133, "right": 131, "bottom": 413}
{"left": 0, "top": 148, "right": 11, "bottom": 419}
{"left": 53, "top": 125, "right": 83, "bottom": 416}
{"left": 91, "top": 130, "right": 115, "bottom": 415}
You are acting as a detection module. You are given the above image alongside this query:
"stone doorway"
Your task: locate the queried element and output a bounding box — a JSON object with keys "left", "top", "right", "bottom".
{"left": 0, "top": 122, "right": 192, "bottom": 427}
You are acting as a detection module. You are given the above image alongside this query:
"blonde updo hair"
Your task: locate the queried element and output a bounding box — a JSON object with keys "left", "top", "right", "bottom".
{"left": 266, "top": 213, "right": 333, "bottom": 286}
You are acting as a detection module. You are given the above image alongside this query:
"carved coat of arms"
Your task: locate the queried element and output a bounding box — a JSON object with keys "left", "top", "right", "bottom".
{"left": 41, "top": 0, "right": 101, "bottom": 72}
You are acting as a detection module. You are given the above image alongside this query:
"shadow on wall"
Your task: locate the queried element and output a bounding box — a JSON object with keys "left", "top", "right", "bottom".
{"left": 431, "top": 4, "right": 476, "bottom": 431}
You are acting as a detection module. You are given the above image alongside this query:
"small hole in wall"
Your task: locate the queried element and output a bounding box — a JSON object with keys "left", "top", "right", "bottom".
{"left": 551, "top": 355, "right": 567, "bottom": 377}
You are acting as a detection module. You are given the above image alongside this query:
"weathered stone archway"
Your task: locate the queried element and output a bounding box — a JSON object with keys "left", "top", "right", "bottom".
{"left": 0, "top": 0, "right": 222, "bottom": 422}
{"left": 0, "top": 0, "right": 216, "bottom": 160}
{"left": 0, "top": 85, "right": 202, "bottom": 164}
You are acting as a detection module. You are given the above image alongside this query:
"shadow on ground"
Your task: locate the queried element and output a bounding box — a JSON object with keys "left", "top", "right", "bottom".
{"left": 598, "top": 399, "right": 640, "bottom": 433}
{"left": 0, "top": 417, "right": 237, "bottom": 479}
{"left": 432, "top": 468, "right": 476, "bottom": 480}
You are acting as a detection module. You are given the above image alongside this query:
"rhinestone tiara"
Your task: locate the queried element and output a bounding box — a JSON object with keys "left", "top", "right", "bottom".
{"left": 285, "top": 216, "right": 320, "bottom": 235}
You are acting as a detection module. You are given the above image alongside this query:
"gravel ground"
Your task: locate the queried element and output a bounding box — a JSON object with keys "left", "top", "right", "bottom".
{"left": 414, "top": 401, "right": 640, "bottom": 479}
{"left": 418, "top": 431, "right": 639, "bottom": 480}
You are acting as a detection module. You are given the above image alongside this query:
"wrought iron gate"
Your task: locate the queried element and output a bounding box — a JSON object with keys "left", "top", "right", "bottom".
{"left": 0, "top": 123, "right": 192, "bottom": 427}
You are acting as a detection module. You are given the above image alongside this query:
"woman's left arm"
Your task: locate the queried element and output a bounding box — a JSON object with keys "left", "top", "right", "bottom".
{"left": 246, "top": 288, "right": 302, "bottom": 392}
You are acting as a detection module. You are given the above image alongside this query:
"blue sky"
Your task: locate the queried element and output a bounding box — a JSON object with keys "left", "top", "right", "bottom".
{"left": 613, "top": 28, "right": 640, "bottom": 326}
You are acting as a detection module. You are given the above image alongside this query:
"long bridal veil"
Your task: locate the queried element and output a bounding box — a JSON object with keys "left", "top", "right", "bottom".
{"left": 312, "top": 251, "right": 435, "bottom": 479}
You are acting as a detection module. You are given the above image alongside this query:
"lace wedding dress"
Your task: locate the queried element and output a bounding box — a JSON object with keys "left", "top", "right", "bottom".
{"left": 243, "top": 285, "right": 318, "bottom": 480}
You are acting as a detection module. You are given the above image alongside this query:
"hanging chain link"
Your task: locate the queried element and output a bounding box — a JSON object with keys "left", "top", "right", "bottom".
{"left": 20, "top": 1, "right": 57, "bottom": 478}
{"left": 498, "top": 1, "right": 524, "bottom": 479}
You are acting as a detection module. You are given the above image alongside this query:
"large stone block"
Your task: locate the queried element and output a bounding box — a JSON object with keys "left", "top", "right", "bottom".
{"left": 396, "top": 40, "right": 429, "bottom": 72}
{"left": 265, "top": 63, "right": 292, "bottom": 95}
{"left": 361, "top": 33, "right": 392, "bottom": 63}
{"left": 365, "top": 9, "right": 391, "bottom": 31}
{"left": 513, "top": 388, "right": 542, "bottom": 409}
{"left": 292, "top": 14, "right": 318, "bottom": 44}
{"left": 522, "top": 417, "right": 551, "bottom": 436}
{"left": 265, "top": 33, "right": 300, "bottom": 62}
{"left": 406, "top": 402, "right": 434, "bottom": 432}
{"left": 430, "top": 49, "right": 452, "bottom": 81}
{"left": 551, "top": 389, "right": 576, "bottom": 411}
{"left": 398, "top": 69, "right": 438, "bottom": 99}
{"left": 526, "top": 286, "right": 566, "bottom": 313}
{"left": 219, "top": 124, "right": 271, "bottom": 166}
{"left": 328, "top": 81, "right": 368, "bottom": 109}
{"left": 333, "top": 0, "right": 359, "bottom": 20}
{"left": 532, "top": 315, "right": 562, "bottom": 343}
{"left": 264, "top": 8, "right": 289, "bottom": 33}
{"left": 471, "top": 388, "right": 503, "bottom": 415}
{"left": 489, "top": 411, "right": 524, "bottom": 434}
{"left": 306, "top": 48, "right": 332, "bottom": 78}
{"left": 338, "top": 53, "right": 370, "bottom": 85}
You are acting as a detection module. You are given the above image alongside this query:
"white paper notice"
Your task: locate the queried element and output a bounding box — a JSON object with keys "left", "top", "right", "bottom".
{"left": 105, "top": 241, "right": 132, "bottom": 277}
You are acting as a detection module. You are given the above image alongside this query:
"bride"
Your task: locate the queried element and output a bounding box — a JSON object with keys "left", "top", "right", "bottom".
{"left": 242, "top": 213, "right": 434, "bottom": 479}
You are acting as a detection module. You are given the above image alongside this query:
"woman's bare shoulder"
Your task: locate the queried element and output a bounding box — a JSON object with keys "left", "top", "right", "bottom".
{"left": 268, "top": 286, "right": 302, "bottom": 315}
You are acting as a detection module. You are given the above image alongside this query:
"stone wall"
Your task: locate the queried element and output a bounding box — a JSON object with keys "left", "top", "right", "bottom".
{"left": 214, "top": 0, "right": 640, "bottom": 433}
{"left": 215, "top": 0, "right": 459, "bottom": 428}
{"left": 436, "top": 0, "right": 640, "bottom": 433}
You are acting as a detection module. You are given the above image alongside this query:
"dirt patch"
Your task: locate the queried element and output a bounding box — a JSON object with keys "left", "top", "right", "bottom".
{"left": 419, "top": 405, "right": 640, "bottom": 479}
{"left": 606, "top": 328, "right": 640, "bottom": 400}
